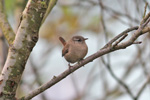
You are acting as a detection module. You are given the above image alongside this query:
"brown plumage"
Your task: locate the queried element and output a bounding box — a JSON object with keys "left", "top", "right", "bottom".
{"left": 59, "top": 36, "right": 88, "bottom": 64}
{"left": 59, "top": 37, "right": 66, "bottom": 46}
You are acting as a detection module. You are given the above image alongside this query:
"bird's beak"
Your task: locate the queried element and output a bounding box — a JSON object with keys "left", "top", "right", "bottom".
{"left": 84, "top": 38, "right": 88, "bottom": 40}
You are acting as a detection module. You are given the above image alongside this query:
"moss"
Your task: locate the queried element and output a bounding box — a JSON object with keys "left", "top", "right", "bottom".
{"left": 40, "top": 1, "right": 47, "bottom": 8}
{"left": 3, "top": 80, "right": 17, "bottom": 94}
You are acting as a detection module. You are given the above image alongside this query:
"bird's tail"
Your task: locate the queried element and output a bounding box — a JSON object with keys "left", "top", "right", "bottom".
{"left": 59, "top": 37, "right": 66, "bottom": 46}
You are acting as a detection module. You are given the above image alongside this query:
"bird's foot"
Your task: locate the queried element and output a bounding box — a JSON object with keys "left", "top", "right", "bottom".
{"left": 78, "top": 59, "right": 84, "bottom": 66}
{"left": 68, "top": 63, "right": 73, "bottom": 72}
{"left": 68, "top": 63, "right": 73, "bottom": 68}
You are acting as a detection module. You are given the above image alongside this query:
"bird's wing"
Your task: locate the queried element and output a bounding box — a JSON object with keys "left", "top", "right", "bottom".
{"left": 59, "top": 37, "right": 66, "bottom": 46}
{"left": 62, "top": 44, "right": 69, "bottom": 57}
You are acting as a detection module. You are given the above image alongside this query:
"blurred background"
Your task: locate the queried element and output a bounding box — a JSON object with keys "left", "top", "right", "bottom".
{"left": 0, "top": 0, "right": 150, "bottom": 100}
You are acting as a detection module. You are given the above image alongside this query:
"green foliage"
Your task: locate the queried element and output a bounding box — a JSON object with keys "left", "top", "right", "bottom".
{"left": 5, "top": 0, "right": 27, "bottom": 15}
{"left": 5, "top": 0, "right": 16, "bottom": 13}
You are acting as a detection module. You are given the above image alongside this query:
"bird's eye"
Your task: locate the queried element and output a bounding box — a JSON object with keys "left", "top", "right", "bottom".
{"left": 77, "top": 39, "right": 81, "bottom": 42}
{"left": 73, "top": 38, "right": 82, "bottom": 42}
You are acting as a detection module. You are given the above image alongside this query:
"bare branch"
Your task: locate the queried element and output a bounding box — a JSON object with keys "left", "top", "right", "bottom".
{"left": 133, "top": 41, "right": 142, "bottom": 44}
{"left": 99, "top": 0, "right": 109, "bottom": 42}
{"left": 29, "top": 57, "right": 48, "bottom": 100}
{"left": 0, "top": 0, "right": 15, "bottom": 45}
{"left": 101, "top": 57, "right": 135, "bottom": 99}
{"left": 141, "top": 10, "right": 150, "bottom": 25}
{"left": 143, "top": 2, "right": 148, "bottom": 18}
{"left": 102, "top": 26, "right": 138, "bottom": 49}
{"left": 19, "top": 12, "right": 150, "bottom": 100}
{"left": 99, "top": 0, "right": 111, "bottom": 74}
{"left": 0, "top": 0, "right": 57, "bottom": 99}
{"left": 113, "top": 33, "right": 128, "bottom": 47}
{"left": 102, "top": 3, "right": 139, "bottom": 23}
{"left": 135, "top": 76, "right": 150, "bottom": 100}
{"left": 41, "top": 0, "right": 58, "bottom": 24}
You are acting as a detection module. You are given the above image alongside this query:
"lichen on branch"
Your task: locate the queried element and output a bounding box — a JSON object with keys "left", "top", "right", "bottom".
{"left": 0, "top": 0, "right": 57, "bottom": 99}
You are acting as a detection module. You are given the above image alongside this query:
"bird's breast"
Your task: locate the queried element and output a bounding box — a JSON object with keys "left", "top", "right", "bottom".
{"left": 64, "top": 43, "right": 88, "bottom": 63}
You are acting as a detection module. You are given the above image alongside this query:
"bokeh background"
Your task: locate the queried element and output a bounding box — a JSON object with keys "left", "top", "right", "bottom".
{"left": 0, "top": 0, "right": 150, "bottom": 100}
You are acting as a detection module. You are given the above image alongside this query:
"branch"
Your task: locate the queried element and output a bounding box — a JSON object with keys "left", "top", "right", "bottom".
{"left": 143, "top": 2, "right": 148, "bottom": 18}
{"left": 0, "top": 0, "right": 15, "bottom": 45}
{"left": 134, "top": 76, "right": 150, "bottom": 100}
{"left": 101, "top": 57, "right": 135, "bottom": 99}
{"left": 0, "top": 29, "right": 8, "bottom": 69}
{"left": 0, "top": 0, "right": 57, "bottom": 99}
{"left": 101, "top": 3, "right": 139, "bottom": 23}
{"left": 102, "top": 26, "right": 139, "bottom": 49}
{"left": 29, "top": 57, "right": 48, "bottom": 100}
{"left": 19, "top": 12, "right": 150, "bottom": 100}
{"left": 99, "top": 0, "right": 111, "bottom": 73}
{"left": 41, "top": 0, "right": 58, "bottom": 24}
{"left": 99, "top": 0, "right": 109, "bottom": 42}
{"left": 113, "top": 33, "right": 128, "bottom": 47}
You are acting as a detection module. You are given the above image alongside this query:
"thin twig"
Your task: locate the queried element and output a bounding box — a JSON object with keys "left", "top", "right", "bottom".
{"left": 99, "top": 0, "right": 111, "bottom": 75}
{"left": 70, "top": 74, "right": 80, "bottom": 98}
{"left": 143, "top": 0, "right": 150, "bottom": 9}
{"left": 113, "top": 33, "right": 128, "bottom": 47}
{"left": 143, "top": 2, "right": 148, "bottom": 18}
{"left": 135, "top": 76, "right": 150, "bottom": 100}
{"left": 29, "top": 57, "right": 48, "bottom": 100}
{"left": 101, "top": 57, "right": 135, "bottom": 99}
{"left": 102, "top": 26, "right": 138, "bottom": 49}
{"left": 133, "top": 41, "right": 142, "bottom": 44}
{"left": 102, "top": 4, "right": 139, "bottom": 23}
{"left": 141, "top": 11, "right": 150, "bottom": 25}
{"left": 41, "top": 0, "right": 58, "bottom": 24}
{"left": 99, "top": 0, "right": 109, "bottom": 43}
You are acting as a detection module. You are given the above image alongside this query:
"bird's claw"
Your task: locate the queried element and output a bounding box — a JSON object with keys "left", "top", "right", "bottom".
{"left": 68, "top": 63, "right": 73, "bottom": 72}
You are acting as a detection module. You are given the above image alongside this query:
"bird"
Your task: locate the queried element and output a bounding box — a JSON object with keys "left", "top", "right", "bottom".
{"left": 59, "top": 36, "right": 88, "bottom": 67}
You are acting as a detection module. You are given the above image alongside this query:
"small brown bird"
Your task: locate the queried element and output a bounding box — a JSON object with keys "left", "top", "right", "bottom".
{"left": 59, "top": 36, "right": 88, "bottom": 66}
